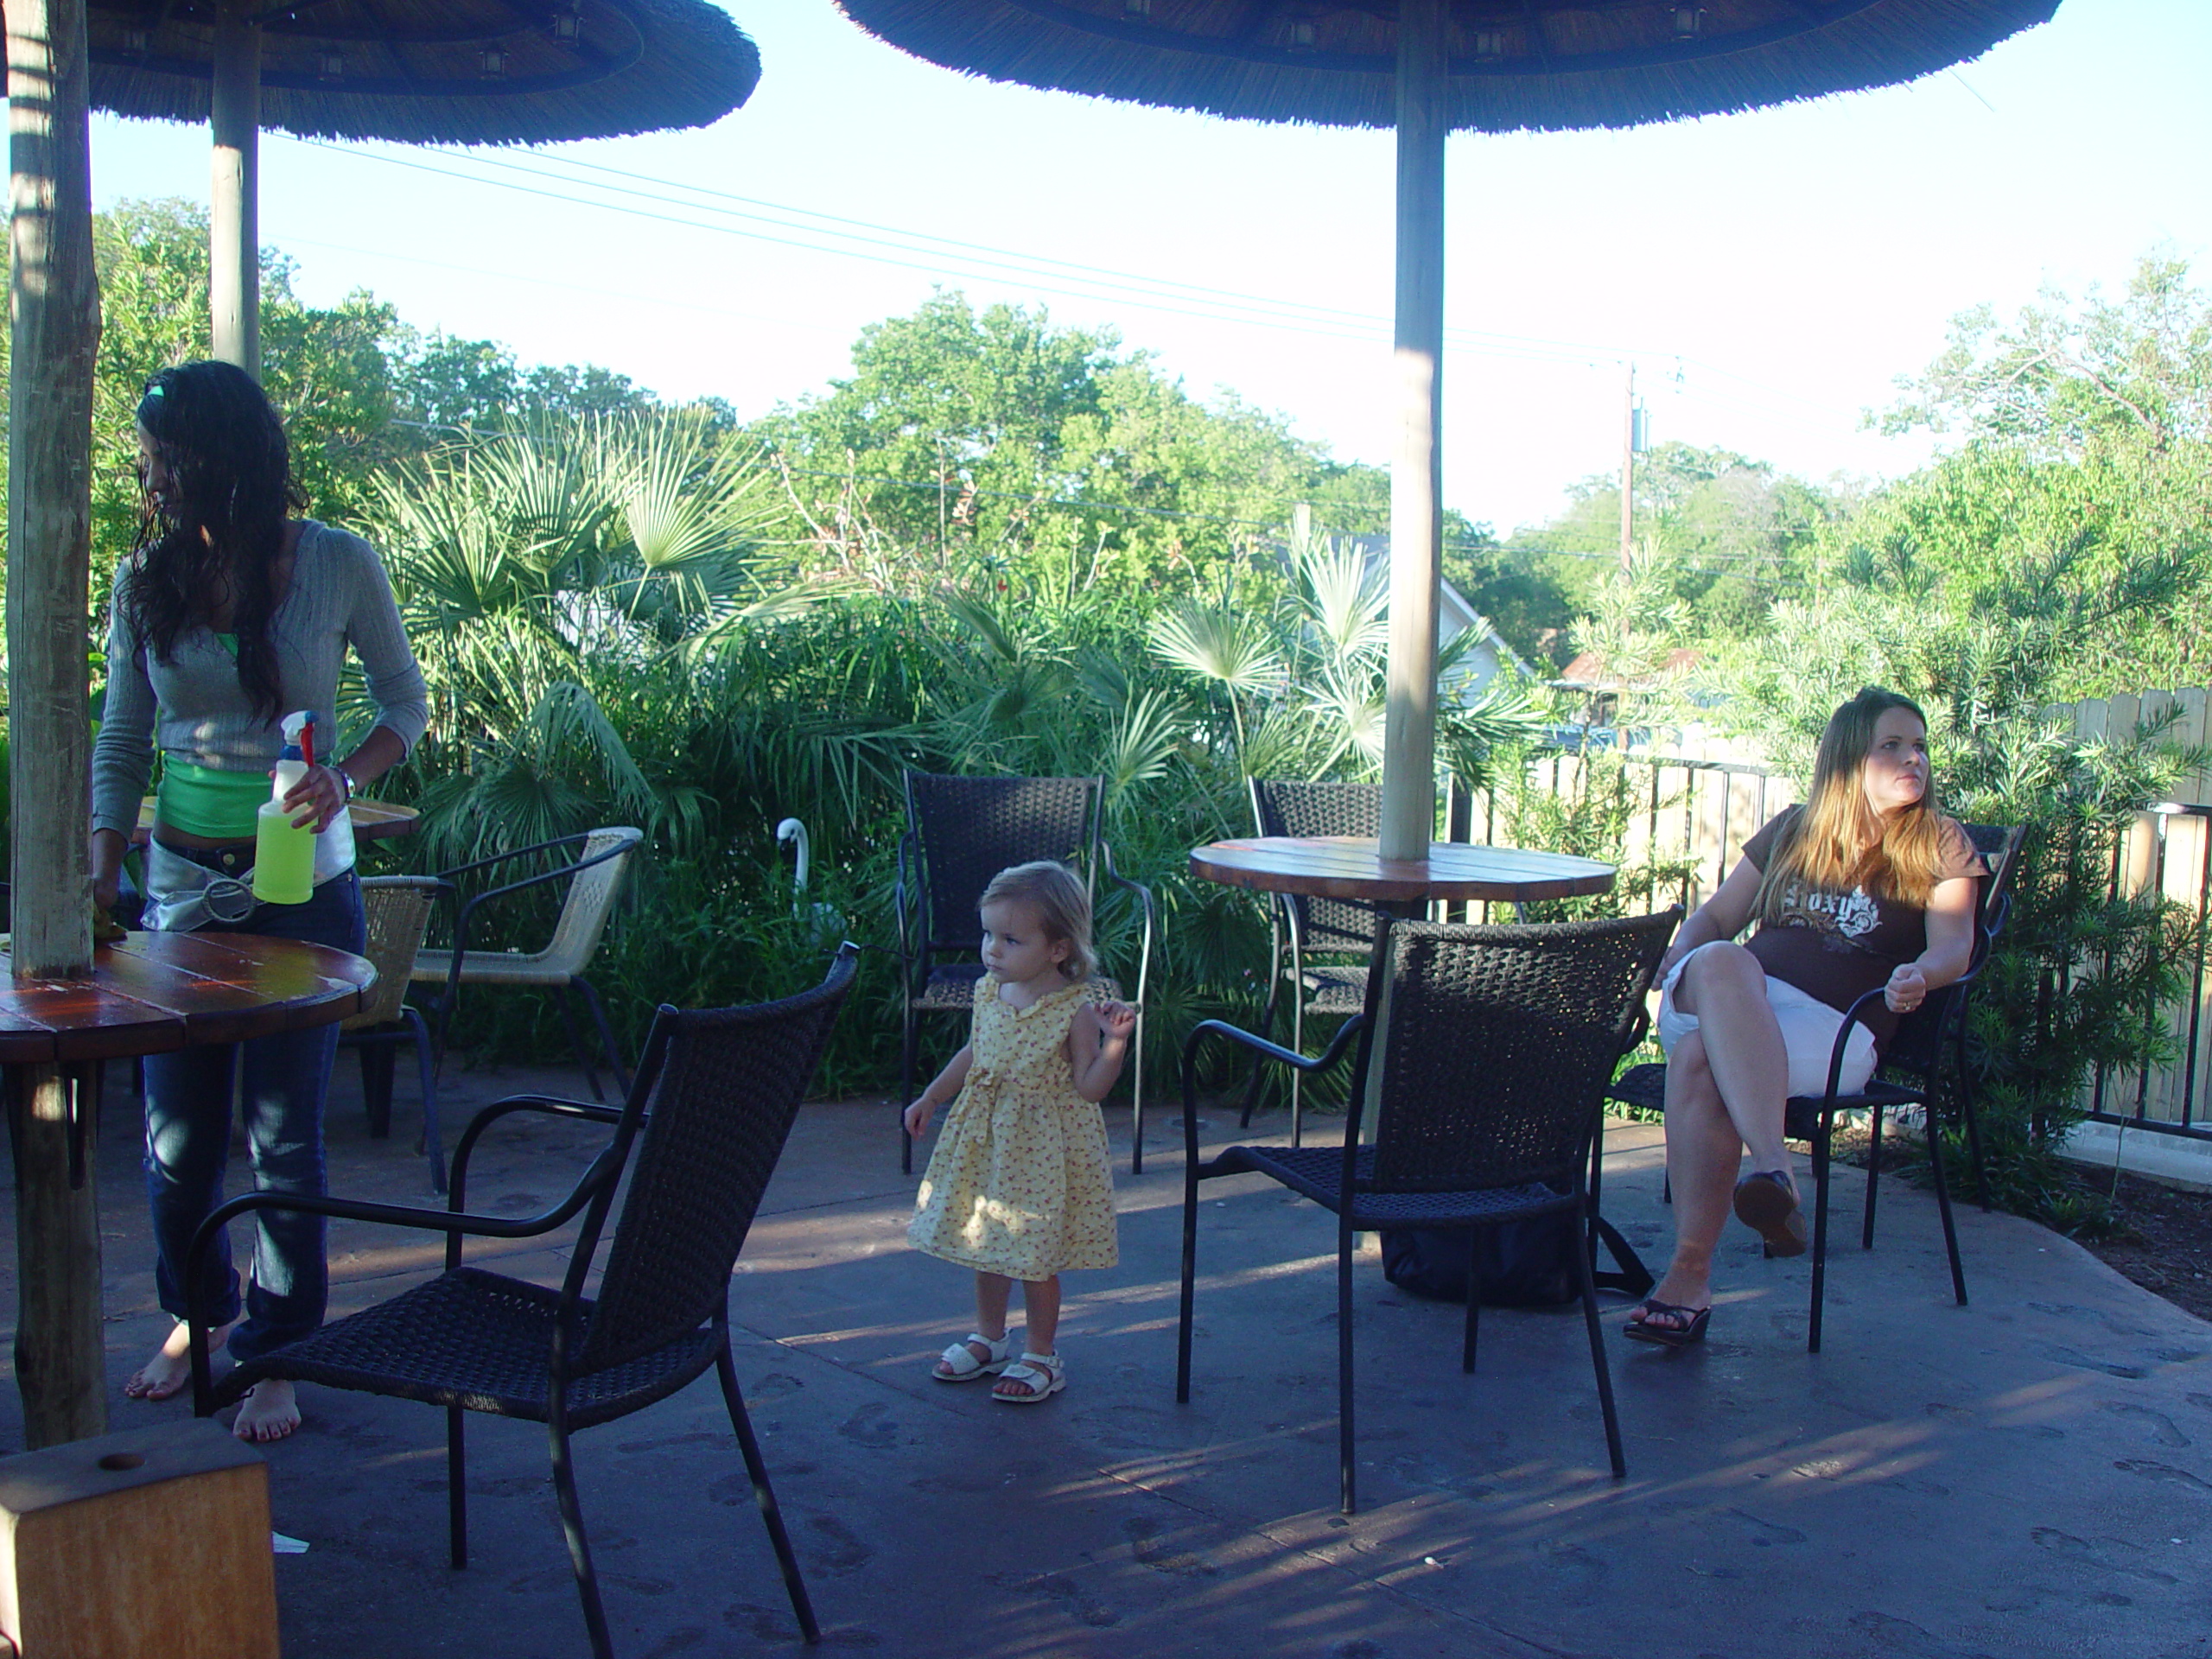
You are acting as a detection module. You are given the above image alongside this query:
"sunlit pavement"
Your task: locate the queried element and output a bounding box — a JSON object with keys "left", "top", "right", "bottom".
{"left": 4, "top": 1058, "right": 2208, "bottom": 1659}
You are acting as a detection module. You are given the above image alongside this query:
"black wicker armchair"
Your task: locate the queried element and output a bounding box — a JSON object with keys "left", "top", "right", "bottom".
{"left": 895, "top": 772, "right": 1157, "bottom": 1171}
{"left": 188, "top": 946, "right": 858, "bottom": 1657}
{"left": 1179, "top": 909, "right": 1678, "bottom": 1513}
{"left": 1605, "top": 823, "right": 2024, "bottom": 1352}
{"left": 1239, "top": 779, "right": 1384, "bottom": 1143}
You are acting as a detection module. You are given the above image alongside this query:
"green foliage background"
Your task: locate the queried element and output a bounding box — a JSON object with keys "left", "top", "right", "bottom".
{"left": 7, "top": 205, "right": 2211, "bottom": 1222}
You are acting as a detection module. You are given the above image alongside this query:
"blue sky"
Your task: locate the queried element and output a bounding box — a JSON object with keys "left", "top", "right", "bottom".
{"left": 86, "top": 0, "right": 2211, "bottom": 535}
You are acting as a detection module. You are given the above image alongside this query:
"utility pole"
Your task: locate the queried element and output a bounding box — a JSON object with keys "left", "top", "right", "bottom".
{"left": 1618, "top": 362, "right": 1636, "bottom": 573}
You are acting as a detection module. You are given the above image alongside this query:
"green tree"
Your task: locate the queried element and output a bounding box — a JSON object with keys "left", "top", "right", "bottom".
{"left": 758, "top": 289, "right": 1395, "bottom": 598}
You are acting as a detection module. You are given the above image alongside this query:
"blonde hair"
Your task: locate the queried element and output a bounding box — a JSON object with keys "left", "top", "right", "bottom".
{"left": 980, "top": 860, "right": 1095, "bottom": 982}
{"left": 1754, "top": 686, "right": 1959, "bottom": 924}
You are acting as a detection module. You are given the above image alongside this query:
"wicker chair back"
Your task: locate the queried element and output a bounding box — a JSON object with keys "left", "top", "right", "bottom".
{"left": 543, "top": 827, "right": 643, "bottom": 974}
{"left": 1252, "top": 779, "right": 1382, "bottom": 954}
{"left": 345, "top": 877, "right": 441, "bottom": 1031}
{"left": 576, "top": 956, "right": 855, "bottom": 1373}
{"left": 1358, "top": 912, "right": 1677, "bottom": 1194}
{"left": 905, "top": 773, "right": 1099, "bottom": 951}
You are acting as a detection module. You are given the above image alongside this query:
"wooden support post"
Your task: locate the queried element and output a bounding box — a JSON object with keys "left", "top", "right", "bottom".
{"left": 8, "top": 0, "right": 107, "bottom": 1449}
{"left": 1382, "top": 0, "right": 1448, "bottom": 863}
{"left": 8, "top": 1066, "right": 106, "bottom": 1449}
{"left": 210, "top": 1, "right": 261, "bottom": 376}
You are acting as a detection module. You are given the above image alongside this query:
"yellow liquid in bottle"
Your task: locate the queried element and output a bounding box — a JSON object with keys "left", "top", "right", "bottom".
{"left": 251, "top": 800, "right": 317, "bottom": 905}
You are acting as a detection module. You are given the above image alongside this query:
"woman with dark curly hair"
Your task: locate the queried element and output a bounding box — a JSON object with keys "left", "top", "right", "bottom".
{"left": 91, "top": 360, "right": 429, "bottom": 1440}
{"left": 1624, "top": 688, "right": 1983, "bottom": 1348}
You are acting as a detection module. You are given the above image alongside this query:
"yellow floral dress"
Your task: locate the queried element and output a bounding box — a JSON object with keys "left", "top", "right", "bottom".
{"left": 908, "top": 974, "right": 1119, "bottom": 1280}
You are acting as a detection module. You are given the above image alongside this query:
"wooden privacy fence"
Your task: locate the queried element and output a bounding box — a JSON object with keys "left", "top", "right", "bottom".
{"left": 1449, "top": 690, "right": 2212, "bottom": 1141}
{"left": 2061, "top": 690, "right": 2212, "bottom": 1140}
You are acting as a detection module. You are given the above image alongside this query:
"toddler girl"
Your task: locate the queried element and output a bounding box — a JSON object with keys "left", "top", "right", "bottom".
{"left": 904, "top": 860, "right": 1135, "bottom": 1402}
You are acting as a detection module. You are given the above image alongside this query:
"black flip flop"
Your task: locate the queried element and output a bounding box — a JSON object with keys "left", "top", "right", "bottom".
{"left": 1733, "top": 1168, "right": 1809, "bottom": 1257}
{"left": 1624, "top": 1299, "right": 1711, "bottom": 1347}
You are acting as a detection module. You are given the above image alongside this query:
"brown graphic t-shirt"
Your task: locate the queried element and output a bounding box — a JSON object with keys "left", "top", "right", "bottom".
{"left": 1740, "top": 807, "right": 1983, "bottom": 1050}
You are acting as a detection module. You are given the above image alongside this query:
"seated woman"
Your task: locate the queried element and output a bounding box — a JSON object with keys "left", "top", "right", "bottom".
{"left": 1625, "top": 687, "right": 1983, "bottom": 1347}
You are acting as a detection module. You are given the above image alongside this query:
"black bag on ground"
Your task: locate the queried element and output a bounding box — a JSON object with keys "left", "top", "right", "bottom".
{"left": 1380, "top": 1215, "right": 1654, "bottom": 1307}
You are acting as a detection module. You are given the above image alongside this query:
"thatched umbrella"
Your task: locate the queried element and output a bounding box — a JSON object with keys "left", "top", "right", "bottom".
{"left": 836, "top": 0, "right": 2061, "bottom": 860}
{"left": 85, "top": 0, "right": 763, "bottom": 372}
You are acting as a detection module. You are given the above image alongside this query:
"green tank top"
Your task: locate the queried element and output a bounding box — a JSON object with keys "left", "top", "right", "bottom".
{"left": 156, "top": 758, "right": 270, "bottom": 840}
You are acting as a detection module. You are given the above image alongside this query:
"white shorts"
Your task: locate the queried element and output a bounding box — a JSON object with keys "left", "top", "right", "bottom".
{"left": 1656, "top": 942, "right": 1878, "bottom": 1099}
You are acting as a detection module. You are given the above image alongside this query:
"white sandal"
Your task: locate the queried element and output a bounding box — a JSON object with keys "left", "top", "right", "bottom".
{"left": 992, "top": 1351, "right": 1065, "bottom": 1403}
{"left": 932, "top": 1332, "right": 1014, "bottom": 1382}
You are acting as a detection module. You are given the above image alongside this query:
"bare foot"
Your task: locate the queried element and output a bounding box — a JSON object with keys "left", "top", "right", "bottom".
{"left": 232, "top": 1379, "right": 301, "bottom": 1443}
{"left": 124, "top": 1318, "right": 236, "bottom": 1402}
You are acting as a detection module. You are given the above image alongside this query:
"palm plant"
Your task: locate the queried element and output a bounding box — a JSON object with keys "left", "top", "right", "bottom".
{"left": 364, "top": 412, "right": 804, "bottom": 867}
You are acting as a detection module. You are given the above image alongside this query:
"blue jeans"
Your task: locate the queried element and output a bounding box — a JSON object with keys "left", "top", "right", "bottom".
{"left": 143, "top": 853, "right": 365, "bottom": 1363}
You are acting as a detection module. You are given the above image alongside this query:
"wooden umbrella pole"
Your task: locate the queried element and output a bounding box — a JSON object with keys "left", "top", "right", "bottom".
{"left": 1382, "top": 0, "right": 1448, "bottom": 863}
{"left": 7, "top": 0, "right": 108, "bottom": 1447}
{"left": 211, "top": 0, "right": 261, "bottom": 375}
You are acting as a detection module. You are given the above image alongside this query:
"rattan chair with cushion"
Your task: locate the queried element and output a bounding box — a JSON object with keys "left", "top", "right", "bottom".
{"left": 188, "top": 946, "right": 858, "bottom": 1659}
{"left": 1240, "top": 779, "right": 1384, "bottom": 1144}
{"left": 1605, "top": 823, "right": 2024, "bottom": 1352}
{"left": 412, "top": 827, "right": 642, "bottom": 1102}
{"left": 896, "top": 772, "right": 1156, "bottom": 1172}
{"left": 1179, "top": 908, "right": 1679, "bottom": 1513}
{"left": 341, "top": 875, "right": 447, "bottom": 1192}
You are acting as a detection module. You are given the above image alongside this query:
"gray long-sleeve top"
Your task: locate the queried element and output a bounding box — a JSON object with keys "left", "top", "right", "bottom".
{"left": 92, "top": 520, "right": 431, "bottom": 837}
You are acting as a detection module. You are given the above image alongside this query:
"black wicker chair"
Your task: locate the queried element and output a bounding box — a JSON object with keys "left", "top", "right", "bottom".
{"left": 1238, "top": 779, "right": 1383, "bottom": 1144}
{"left": 188, "top": 946, "right": 859, "bottom": 1657}
{"left": 896, "top": 772, "right": 1157, "bottom": 1172}
{"left": 1605, "top": 823, "right": 2024, "bottom": 1352}
{"left": 1179, "top": 909, "right": 1678, "bottom": 1513}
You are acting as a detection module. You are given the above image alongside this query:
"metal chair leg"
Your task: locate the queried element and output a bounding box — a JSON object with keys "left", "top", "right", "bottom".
{"left": 1862, "top": 1103, "right": 1885, "bottom": 1250}
{"left": 573, "top": 976, "right": 631, "bottom": 1097}
{"left": 359, "top": 1039, "right": 397, "bottom": 1137}
{"left": 1926, "top": 1101, "right": 1968, "bottom": 1306}
{"left": 1808, "top": 1117, "right": 1834, "bottom": 1354}
{"left": 548, "top": 1417, "right": 613, "bottom": 1659}
{"left": 715, "top": 1343, "right": 822, "bottom": 1644}
{"left": 405, "top": 1008, "right": 447, "bottom": 1194}
{"left": 899, "top": 1001, "right": 919, "bottom": 1175}
{"left": 553, "top": 984, "right": 607, "bottom": 1103}
{"left": 1573, "top": 1205, "right": 1627, "bottom": 1479}
{"left": 1176, "top": 1148, "right": 1200, "bottom": 1404}
{"left": 447, "top": 1404, "right": 468, "bottom": 1570}
{"left": 1461, "top": 1229, "right": 1481, "bottom": 1376}
{"left": 1129, "top": 1007, "right": 1145, "bottom": 1178}
{"left": 1338, "top": 1220, "right": 1357, "bottom": 1516}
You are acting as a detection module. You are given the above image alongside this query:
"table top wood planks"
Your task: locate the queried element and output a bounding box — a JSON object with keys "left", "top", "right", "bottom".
{"left": 1189, "top": 836, "right": 1617, "bottom": 906}
{"left": 0, "top": 932, "right": 377, "bottom": 1065}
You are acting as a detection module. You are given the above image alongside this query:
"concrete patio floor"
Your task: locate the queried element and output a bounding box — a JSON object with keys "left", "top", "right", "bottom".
{"left": 3, "top": 1058, "right": 2209, "bottom": 1659}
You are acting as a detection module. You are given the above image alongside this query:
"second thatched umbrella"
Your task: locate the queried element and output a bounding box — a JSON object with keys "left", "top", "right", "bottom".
{"left": 86, "top": 0, "right": 763, "bottom": 372}
{"left": 837, "top": 0, "right": 2059, "bottom": 859}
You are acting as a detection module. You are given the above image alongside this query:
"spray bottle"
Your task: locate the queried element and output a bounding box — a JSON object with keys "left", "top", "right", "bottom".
{"left": 251, "top": 712, "right": 318, "bottom": 905}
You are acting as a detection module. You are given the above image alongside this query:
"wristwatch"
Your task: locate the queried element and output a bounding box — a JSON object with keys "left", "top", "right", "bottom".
{"left": 336, "top": 766, "right": 357, "bottom": 802}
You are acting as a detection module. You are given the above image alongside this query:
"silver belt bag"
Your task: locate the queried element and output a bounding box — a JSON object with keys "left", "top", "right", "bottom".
{"left": 143, "top": 812, "right": 357, "bottom": 933}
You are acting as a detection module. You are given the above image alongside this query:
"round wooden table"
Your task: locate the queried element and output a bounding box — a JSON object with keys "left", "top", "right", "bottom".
{"left": 1190, "top": 836, "right": 1617, "bottom": 910}
{"left": 3, "top": 932, "right": 376, "bottom": 1446}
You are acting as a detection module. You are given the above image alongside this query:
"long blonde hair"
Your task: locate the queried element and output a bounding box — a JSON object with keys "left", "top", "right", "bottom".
{"left": 1753, "top": 687, "right": 1957, "bottom": 923}
{"left": 980, "top": 860, "right": 1095, "bottom": 982}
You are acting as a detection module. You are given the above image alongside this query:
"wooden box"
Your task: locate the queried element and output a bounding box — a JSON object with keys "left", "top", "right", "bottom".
{"left": 0, "top": 1419, "right": 279, "bottom": 1658}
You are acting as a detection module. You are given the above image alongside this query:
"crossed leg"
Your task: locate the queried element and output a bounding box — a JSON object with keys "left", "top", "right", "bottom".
{"left": 1638, "top": 943, "right": 1796, "bottom": 1333}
